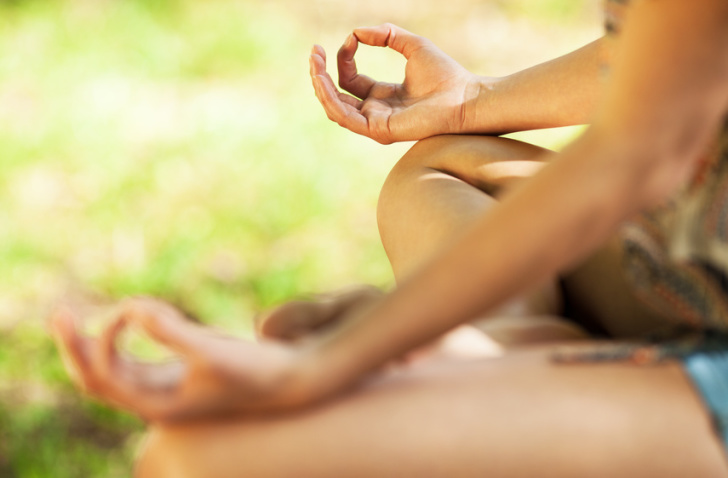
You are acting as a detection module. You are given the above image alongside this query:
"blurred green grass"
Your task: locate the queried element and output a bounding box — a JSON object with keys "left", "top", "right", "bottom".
{"left": 0, "top": 0, "right": 598, "bottom": 475}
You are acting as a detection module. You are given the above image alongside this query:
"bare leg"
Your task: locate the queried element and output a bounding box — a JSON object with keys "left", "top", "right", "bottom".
{"left": 377, "top": 134, "right": 551, "bottom": 283}
{"left": 258, "top": 135, "right": 586, "bottom": 350}
{"left": 377, "top": 135, "right": 585, "bottom": 342}
{"left": 377, "top": 134, "right": 671, "bottom": 339}
{"left": 136, "top": 344, "right": 728, "bottom": 478}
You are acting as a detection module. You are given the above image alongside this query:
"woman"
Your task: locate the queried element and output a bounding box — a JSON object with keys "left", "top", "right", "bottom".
{"left": 52, "top": 0, "right": 728, "bottom": 476}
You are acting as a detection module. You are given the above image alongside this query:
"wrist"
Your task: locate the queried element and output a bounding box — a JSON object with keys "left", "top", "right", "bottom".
{"left": 460, "top": 75, "right": 505, "bottom": 135}
{"left": 271, "top": 338, "right": 343, "bottom": 409}
{"left": 272, "top": 291, "right": 393, "bottom": 409}
{"left": 262, "top": 345, "right": 318, "bottom": 410}
{"left": 284, "top": 315, "right": 381, "bottom": 407}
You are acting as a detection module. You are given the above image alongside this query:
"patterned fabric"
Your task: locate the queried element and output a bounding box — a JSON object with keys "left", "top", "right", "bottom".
{"left": 607, "top": 0, "right": 728, "bottom": 333}
{"left": 552, "top": 329, "right": 727, "bottom": 364}
{"left": 549, "top": 0, "right": 728, "bottom": 367}
{"left": 621, "top": 133, "right": 728, "bottom": 331}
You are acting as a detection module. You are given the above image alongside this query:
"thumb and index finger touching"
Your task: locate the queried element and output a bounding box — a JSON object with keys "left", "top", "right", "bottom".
{"left": 65, "top": 298, "right": 201, "bottom": 348}
{"left": 50, "top": 301, "right": 197, "bottom": 420}
{"left": 336, "top": 23, "right": 426, "bottom": 99}
{"left": 117, "top": 298, "right": 207, "bottom": 356}
{"left": 352, "top": 23, "right": 426, "bottom": 58}
{"left": 50, "top": 299, "right": 202, "bottom": 375}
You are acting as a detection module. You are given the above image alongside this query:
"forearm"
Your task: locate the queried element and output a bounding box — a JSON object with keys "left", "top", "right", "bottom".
{"left": 463, "top": 39, "right": 604, "bottom": 135}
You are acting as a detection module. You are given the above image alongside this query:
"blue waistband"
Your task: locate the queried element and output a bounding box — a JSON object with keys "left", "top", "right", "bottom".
{"left": 684, "top": 348, "right": 728, "bottom": 451}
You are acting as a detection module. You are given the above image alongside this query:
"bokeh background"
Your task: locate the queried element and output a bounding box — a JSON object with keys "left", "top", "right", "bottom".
{"left": 0, "top": 0, "right": 600, "bottom": 476}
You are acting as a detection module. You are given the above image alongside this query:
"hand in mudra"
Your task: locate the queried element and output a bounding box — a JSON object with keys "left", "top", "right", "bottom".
{"left": 52, "top": 298, "right": 309, "bottom": 422}
{"left": 310, "top": 23, "right": 481, "bottom": 144}
{"left": 51, "top": 288, "right": 390, "bottom": 424}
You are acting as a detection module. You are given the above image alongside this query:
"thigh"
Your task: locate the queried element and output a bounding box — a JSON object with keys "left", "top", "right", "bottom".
{"left": 378, "top": 135, "right": 552, "bottom": 277}
{"left": 378, "top": 135, "right": 561, "bottom": 319}
{"left": 136, "top": 343, "right": 728, "bottom": 478}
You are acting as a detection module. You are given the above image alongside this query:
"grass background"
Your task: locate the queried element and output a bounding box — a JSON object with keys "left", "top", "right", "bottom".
{"left": 0, "top": 0, "right": 599, "bottom": 475}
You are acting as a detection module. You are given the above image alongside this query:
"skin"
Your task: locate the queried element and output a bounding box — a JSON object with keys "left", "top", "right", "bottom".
{"left": 131, "top": 349, "right": 727, "bottom": 478}
{"left": 311, "top": 25, "right": 602, "bottom": 143}
{"left": 52, "top": 0, "right": 728, "bottom": 475}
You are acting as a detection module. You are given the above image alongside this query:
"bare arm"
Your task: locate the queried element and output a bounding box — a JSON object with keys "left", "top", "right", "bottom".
{"left": 465, "top": 39, "right": 603, "bottom": 134}
{"left": 311, "top": 26, "right": 603, "bottom": 143}
{"left": 303, "top": 0, "right": 728, "bottom": 398}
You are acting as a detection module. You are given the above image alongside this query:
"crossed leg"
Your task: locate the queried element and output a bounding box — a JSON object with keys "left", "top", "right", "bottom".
{"left": 135, "top": 135, "right": 728, "bottom": 476}
{"left": 376, "top": 133, "right": 670, "bottom": 340}
{"left": 258, "top": 135, "right": 585, "bottom": 349}
{"left": 376, "top": 134, "right": 582, "bottom": 344}
{"left": 136, "top": 346, "right": 727, "bottom": 477}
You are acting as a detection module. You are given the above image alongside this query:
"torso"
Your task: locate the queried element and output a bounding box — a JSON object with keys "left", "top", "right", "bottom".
{"left": 607, "top": 0, "right": 728, "bottom": 331}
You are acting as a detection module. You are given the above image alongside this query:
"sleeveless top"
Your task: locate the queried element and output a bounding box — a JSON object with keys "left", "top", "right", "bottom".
{"left": 608, "top": 0, "right": 728, "bottom": 332}
{"left": 552, "top": 0, "right": 728, "bottom": 364}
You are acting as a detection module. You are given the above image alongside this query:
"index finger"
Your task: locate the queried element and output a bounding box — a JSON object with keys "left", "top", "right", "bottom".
{"left": 121, "top": 298, "right": 205, "bottom": 355}
{"left": 352, "top": 23, "right": 429, "bottom": 59}
{"left": 337, "top": 33, "right": 376, "bottom": 99}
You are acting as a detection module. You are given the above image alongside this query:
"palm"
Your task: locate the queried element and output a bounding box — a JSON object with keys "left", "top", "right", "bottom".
{"left": 366, "top": 48, "right": 470, "bottom": 138}
{"left": 172, "top": 334, "right": 298, "bottom": 417}
{"left": 310, "top": 24, "right": 475, "bottom": 144}
{"left": 52, "top": 299, "right": 304, "bottom": 422}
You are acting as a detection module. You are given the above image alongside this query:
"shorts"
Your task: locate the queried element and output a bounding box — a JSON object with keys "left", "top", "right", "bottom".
{"left": 684, "top": 340, "right": 728, "bottom": 452}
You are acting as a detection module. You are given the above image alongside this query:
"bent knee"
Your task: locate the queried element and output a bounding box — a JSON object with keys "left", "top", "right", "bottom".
{"left": 391, "top": 134, "right": 548, "bottom": 174}
{"left": 386, "top": 135, "right": 475, "bottom": 177}
{"left": 380, "top": 134, "right": 548, "bottom": 202}
{"left": 378, "top": 135, "right": 477, "bottom": 210}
